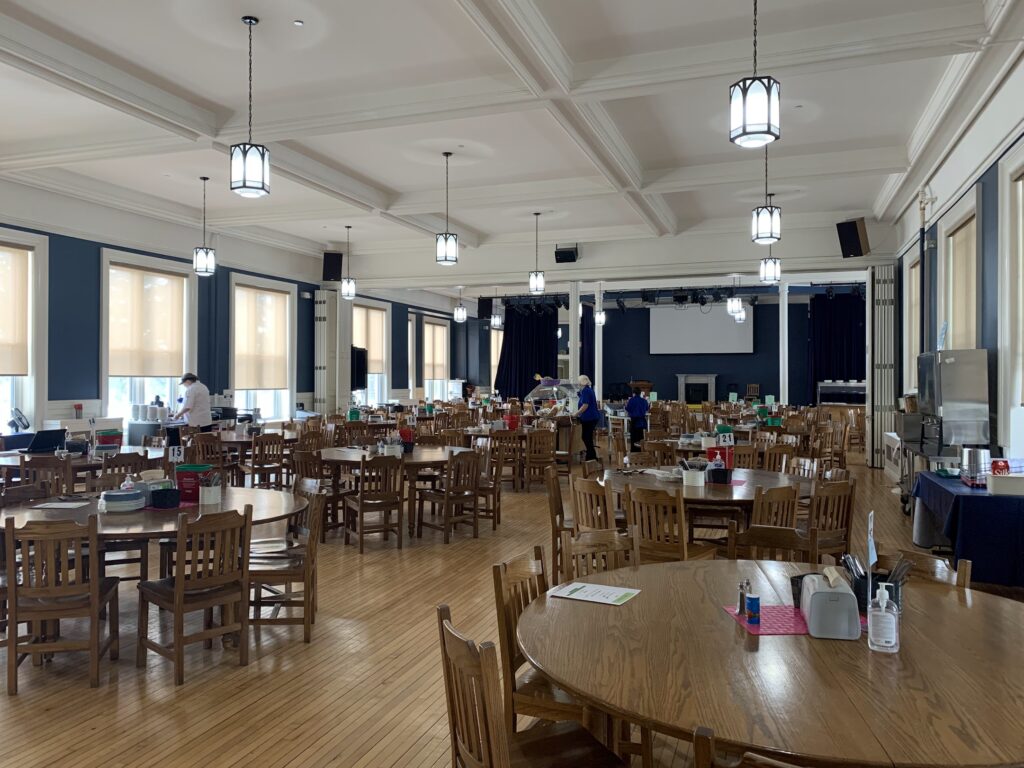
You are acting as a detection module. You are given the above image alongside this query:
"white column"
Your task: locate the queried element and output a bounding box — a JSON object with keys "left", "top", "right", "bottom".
{"left": 594, "top": 302, "right": 604, "bottom": 400}
{"left": 778, "top": 282, "right": 789, "bottom": 404}
{"left": 337, "top": 297, "right": 353, "bottom": 410}
{"left": 568, "top": 281, "right": 580, "bottom": 381}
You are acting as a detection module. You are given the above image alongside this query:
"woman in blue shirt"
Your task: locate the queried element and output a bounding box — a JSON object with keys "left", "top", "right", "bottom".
{"left": 625, "top": 388, "right": 649, "bottom": 451}
{"left": 576, "top": 375, "right": 600, "bottom": 461}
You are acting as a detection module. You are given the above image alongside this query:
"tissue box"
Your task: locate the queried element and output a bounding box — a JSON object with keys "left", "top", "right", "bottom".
{"left": 988, "top": 473, "right": 1024, "bottom": 496}
{"left": 800, "top": 574, "right": 861, "bottom": 640}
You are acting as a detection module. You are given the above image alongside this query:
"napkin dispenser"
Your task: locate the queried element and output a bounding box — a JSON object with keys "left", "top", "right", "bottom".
{"left": 800, "top": 574, "right": 860, "bottom": 640}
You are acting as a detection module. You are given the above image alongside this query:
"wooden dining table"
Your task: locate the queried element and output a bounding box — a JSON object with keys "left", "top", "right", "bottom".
{"left": 0, "top": 486, "right": 306, "bottom": 539}
{"left": 601, "top": 467, "right": 811, "bottom": 507}
{"left": 0, "top": 445, "right": 165, "bottom": 475}
{"left": 215, "top": 428, "right": 301, "bottom": 447}
{"left": 517, "top": 559, "right": 1024, "bottom": 768}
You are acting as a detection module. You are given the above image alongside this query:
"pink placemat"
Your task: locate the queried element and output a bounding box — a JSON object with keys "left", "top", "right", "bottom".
{"left": 723, "top": 605, "right": 809, "bottom": 635}
{"left": 729, "top": 479, "right": 746, "bottom": 487}
{"left": 143, "top": 501, "right": 197, "bottom": 511}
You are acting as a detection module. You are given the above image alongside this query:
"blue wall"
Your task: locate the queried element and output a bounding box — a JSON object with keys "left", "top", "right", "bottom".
{"left": 601, "top": 303, "right": 813, "bottom": 404}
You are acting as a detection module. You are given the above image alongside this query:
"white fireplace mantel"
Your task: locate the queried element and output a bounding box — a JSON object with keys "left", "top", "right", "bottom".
{"left": 677, "top": 374, "right": 717, "bottom": 403}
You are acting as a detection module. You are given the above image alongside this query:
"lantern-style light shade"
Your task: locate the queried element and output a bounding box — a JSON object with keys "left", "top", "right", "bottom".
{"left": 759, "top": 256, "right": 782, "bottom": 284}
{"left": 578, "top": 302, "right": 583, "bottom": 318}
{"left": 453, "top": 303, "right": 467, "bottom": 323}
{"left": 490, "top": 311, "right": 503, "bottom": 329}
{"left": 734, "top": 307, "right": 748, "bottom": 324}
{"left": 193, "top": 247, "right": 216, "bottom": 277}
{"left": 556, "top": 327, "right": 562, "bottom": 339}
{"left": 529, "top": 270, "right": 545, "bottom": 295}
{"left": 436, "top": 232, "right": 458, "bottom": 266}
{"left": 229, "top": 142, "right": 270, "bottom": 198}
{"left": 752, "top": 203, "right": 781, "bottom": 244}
{"left": 726, "top": 296, "right": 742, "bottom": 316}
{"left": 729, "top": 76, "right": 780, "bottom": 149}
{"left": 340, "top": 277, "right": 356, "bottom": 300}
{"left": 594, "top": 309, "right": 606, "bottom": 327}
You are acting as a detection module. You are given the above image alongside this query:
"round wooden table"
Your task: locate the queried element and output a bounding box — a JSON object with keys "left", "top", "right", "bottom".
{"left": 517, "top": 559, "right": 1024, "bottom": 767}
{"left": 0, "top": 487, "right": 306, "bottom": 539}
{"left": 0, "top": 445, "right": 164, "bottom": 473}
{"left": 601, "top": 467, "right": 811, "bottom": 506}
{"left": 215, "top": 429, "right": 300, "bottom": 447}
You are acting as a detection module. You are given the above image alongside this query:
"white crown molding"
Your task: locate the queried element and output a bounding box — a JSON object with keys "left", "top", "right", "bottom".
{"left": 571, "top": 5, "right": 988, "bottom": 100}
{"left": 904, "top": 55, "right": 979, "bottom": 166}
{"left": 0, "top": 12, "right": 219, "bottom": 140}
{"left": 0, "top": 134, "right": 198, "bottom": 172}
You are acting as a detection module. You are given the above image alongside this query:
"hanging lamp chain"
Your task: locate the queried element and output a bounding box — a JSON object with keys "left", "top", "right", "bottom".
{"left": 764, "top": 145, "right": 769, "bottom": 201}
{"left": 247, "top": 22, "right": 254, "bottom": 144}
{"left": 202, "top": 178, "right": 207, "bottom": 246}
{"left": 752, "top": 0, "right": 758, "bottom": 76}
{"left": 534, "top": 213, "right": 539, "bottom": 270}
{"left": 346, "top": 226, "right": 352, "bottom": 279}
{"left": 445, "top": 153, "right": 450, "bottom": 230}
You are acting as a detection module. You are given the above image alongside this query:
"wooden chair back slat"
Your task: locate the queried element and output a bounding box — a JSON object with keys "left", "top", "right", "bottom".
{"left": 751, "top": 485, "right": 799, "bottom": 527}
{"left": 174, "top": 506, "right": 252, "bottom": 594}
{"left": 732, "top": 444, "right": 756, "bottom": 469}
{"left": 357, "top": 456, "right": 404, "bottom": 503}
{"left": 763, "top": 445, "right": 794, "bottom": 473}
{"left": 624, "top": 485, "right": 691, "bottom": 562}
{"left": 19, "top": 455, "right": 74, "bottom": 497}
{"left": 6, "top": 516, "right": 98, "bottom": 601}
{"left": 727, "top": 522, "right": 819, "bottom": 563}
{"left": 570, "top": 475, "right": 613, "bottom": 530}
{"left": 560, "top": 526, "right": 639, "bottom": 582}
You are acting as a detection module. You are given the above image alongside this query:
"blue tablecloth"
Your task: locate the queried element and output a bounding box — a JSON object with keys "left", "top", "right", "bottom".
{"left": 912, "top": 471, "right": 1024, "bottom": 587}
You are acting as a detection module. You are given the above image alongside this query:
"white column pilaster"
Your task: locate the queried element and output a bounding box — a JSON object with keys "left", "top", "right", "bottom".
{"left": 337, "top": 297, "right": 353, "bottom": 409}
{"left": 569, "top": 281, "right": 580, "bottom": 381}
{"left": 778, "top": 282, "right": 789, "bottom": 404}
{"left": 594, "top": 298, "right": 604, "bottom": 400}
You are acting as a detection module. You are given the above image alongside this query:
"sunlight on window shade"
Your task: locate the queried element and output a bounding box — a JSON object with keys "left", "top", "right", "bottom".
{"left": 352, "top": 305, "right": 386, "bottom": 374}
{"left": 0, "top": 246, "right": 29, "bottom": 376}
{"left": 234, "top": 284, "right": 289, "bottom": 389}
{"left": 108, "top": 264, "right": 185, "bottom": 377}
{"left": 946, "top": 216, "right": 977, "bottom": 350}
{"left": 424, "top": 321, "right": 448, "bottom": 382}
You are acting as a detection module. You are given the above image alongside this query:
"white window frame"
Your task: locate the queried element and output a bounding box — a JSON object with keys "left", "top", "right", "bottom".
{"left": 229, "top": 273, "right": 297, "bottom": 420}
{"left": 998, "top": 140, "right": 1024, "bottom": 450}
{"left": 903, "top": 254, "right": 922, "bottom": 392}
{"left": 0, "top": 227, "right": 48, "bottom": 430}
{"left": 351, "top": 296, "right": 393, "bottom": 402}
{"left": 100, "top": 249, "right": 198, "bottom": 417}
{"left": 423, "top": 316, "right": 450, "bottom": 402}
{"left": 408, "top": 314, "right": 416, "bottom": 398}
{"left": 936, "top": 191, "right": 978, "bottom": 351}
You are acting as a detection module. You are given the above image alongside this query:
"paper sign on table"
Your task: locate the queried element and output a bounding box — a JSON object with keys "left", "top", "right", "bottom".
{"left": 33, "top": 502, "right": 90, "bottom": 509}
{"left": 728, "top": 392, "right": 738, "bottom": 403}
{"left": 552, "top": 582, "right": 640, "bottom": 606}
{"left": 765, "top": 395, "right": 775, "bottom": 405}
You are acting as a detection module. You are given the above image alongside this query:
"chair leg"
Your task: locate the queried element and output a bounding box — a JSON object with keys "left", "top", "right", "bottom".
{"left": 358, "top": 511, "right": 365, "bottom": 555}
{"left": 108, "top": 592, "right": 119, "bottom": 661}
{"left": 238, "top": 593, "right": 249, "bottom": 666}
{"left": 397, "top": 507, "right": 403, "bottom": 550}
{"left": 7, "top": 609, "right": 18, "bottom": 695}
{"left": 442, "top": 502, "right": 450, "bottom": 545}
{"left": 89, "top": 607, "right": 100, "bottom": 688}
{"left": 173, "top": 611, "right": 185, "bottom": 686}
{"left": 203, "top": 608, "right": 214, "bottom": 649}
{"left": 136, "top": 595, "right": 148, "bottom": 668}
{"left": 303, "top": 576, "right": 313, "bottom": 643}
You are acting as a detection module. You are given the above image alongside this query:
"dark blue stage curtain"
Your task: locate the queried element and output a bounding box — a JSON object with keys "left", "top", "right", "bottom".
{"left": 580, "top": 304, "right": 595, "bottom": 383}
{"left": 810, "top": 293, "right": 867, "bottom": 384}
{"left": 494, "top": 309, "right": 558, "bottom": 400}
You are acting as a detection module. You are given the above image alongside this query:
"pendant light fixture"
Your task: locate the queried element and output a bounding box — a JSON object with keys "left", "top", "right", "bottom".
{"left": 729, "top": 0, "right": 780, "bottom": 149}
{"left": 490, "top": 288, "right": 503, "bottom": 329}
{"left": 230, "top": 16, "right": 270, "bottom": 198}
{"left": 752, "top": 146, "right": 781, "bottom": 244}
{"left": 453, "top": 286, "right": 467, "bottom": 323}
{"left": 735, "top": 305, "right": 748, "bottom": 324}
{"left": 193, "top": 176, "right": 216, "bottom": 276}
{"left": 594, "top": 281, "right": 606, "bottom": 326}
{"left": 528, "top": 212, "right": 545, "bottom": 295}
{"left": 436, "top": 152, "right": 458, "bottom": 266}
{"left": 726, "top": 296, "right": 742, "bottom": 316}
{"left": 760, "top": 245, "right": 782, "bottom": 284}
{"left": 340, "top": 225, "right": 356, "bottom": 300}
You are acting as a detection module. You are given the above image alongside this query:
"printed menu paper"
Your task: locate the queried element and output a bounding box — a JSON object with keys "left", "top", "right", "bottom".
{"left": 32, "top": 502, "right": 90, "bottom": 509}
{"left": 552, "top": 582, "right": 640, "bottom": 606}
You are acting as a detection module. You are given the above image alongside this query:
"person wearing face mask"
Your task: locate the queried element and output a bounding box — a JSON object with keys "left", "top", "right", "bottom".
{"left": 625, "top": 388, "right": 650, "bottom": 452}
{"left": 175, "top": 373, "right": 213, "bottom": 432}
{"left": 575, "top": 375, "right": 600, "bottom": 462}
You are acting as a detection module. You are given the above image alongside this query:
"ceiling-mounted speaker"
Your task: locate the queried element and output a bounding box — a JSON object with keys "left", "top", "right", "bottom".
{"left": 478, "top": 297, "right": 493, "bottom": 318}
{"left": 322, "top": 251, "right": 343, "bottom": 282}
{"left": 554, "top": 244, "right": 578, "bottom": 263}
{"left": 641, "top": 289, "right": 657, "bottom": 304}
{"left": 837, "top": 218, "right": 870, "bottom": 258}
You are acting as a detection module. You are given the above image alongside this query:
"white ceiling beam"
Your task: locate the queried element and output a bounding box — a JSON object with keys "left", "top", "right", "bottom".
{"left": 0, "top": 12, "right": 219, "bottom": 140}
{"left": 388, "top": 176, "right": 615, "bottom": 216}
{"left": 571, "top": 5, "right": 989, "bottom": 101}
{"left": 0, "top": 134, "right": 200, "bottom": 172}
{"left": 492, "top": 0, "right": 574, "bottom": 95}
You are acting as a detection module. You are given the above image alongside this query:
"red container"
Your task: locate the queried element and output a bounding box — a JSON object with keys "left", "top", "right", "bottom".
{"left": 95, "top": 431, "right": 123, "bottom": 448}
{"left": 503, "top": 414, "right": 521, "bottom": 431}
{"left": 174, "top": 464, "right": 215, "bottom": 503}
{"left": 706, "top": 447, "right": 734, "bottom": 469}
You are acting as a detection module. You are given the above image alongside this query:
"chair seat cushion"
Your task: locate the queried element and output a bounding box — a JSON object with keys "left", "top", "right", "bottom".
{"left": 15, "top": 576, "right": 118, "bottom": 608}
{"left": 250, "top": 537, "right": 302, "bottom": 555}
{"left": 250, "top": 554, "right": 307, "bottom": 574}
{"left": 508, "top": 720, "right": 624, "bottom": 768}
{"left": 138, "top": 577, "right": 241, "bottom": 604}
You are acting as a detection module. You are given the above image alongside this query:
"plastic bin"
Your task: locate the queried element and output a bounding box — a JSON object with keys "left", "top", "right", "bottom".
{"left": 174, "top": 464, "right": 215, "bottom": 503}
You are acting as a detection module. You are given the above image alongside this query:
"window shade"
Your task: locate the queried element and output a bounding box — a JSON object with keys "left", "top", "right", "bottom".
{"left": 352, "top": 305, "right": 386, "bottom": 374}
{"left": 108, "top": 263, "right": 185, "bottom": 377}
{"left": 947, "top": 216, "right": 977, "bottom": 350}
{"left": 424, "top": 321, "right": 448, "bottom": 381}
{"left": 0, "top": 246, "right": 29, "bottom": 376}
{"left": 234, "top": 284, "right": 289, "bottom": 389}
{"left": 908, "top": 260, "right": 920, "bottom": 386}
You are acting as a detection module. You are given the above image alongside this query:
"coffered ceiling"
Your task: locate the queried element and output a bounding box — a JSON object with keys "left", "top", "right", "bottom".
{"left": 0, "top": 0, "right": 1015, "bottom": 295}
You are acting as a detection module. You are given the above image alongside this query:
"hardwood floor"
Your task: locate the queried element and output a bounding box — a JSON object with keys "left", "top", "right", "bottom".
{"left": 0, "top": 455, "right": 914, "bottom": 767}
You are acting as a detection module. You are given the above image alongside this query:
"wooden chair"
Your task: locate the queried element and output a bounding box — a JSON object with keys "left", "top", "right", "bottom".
{"left": 18, "top": 455, "right": 74, "bottom": 496}
{"left": 523, "top": 429, "right": 556, "bottom": 492}
{"left": 777, "top": 434, "right": 799, "bottom": 448}
{"left": 191, "top": 432, "right": 237, "bottom": 486}
{"left": 569, "top": 475, "right": 615, "bottom": 530}
{"left": 623, "top": 485, "right": 717, "bottom": 562}
{"left": 101, "top": 451, "right": 148, "bottom": 477}
{"left": 727, "top": 522, "right": 820, "bottom": 563}
{"left": 137, "top": 506, "right": 252, "bottom": 685}
{"left": 250, "top": 476, "right": 324, "bottom": 557}
{"left": 86, "top": 473, "right": 124, "bottom": 493}
{"left": 763, "top": 445, "right": 794, "bottom": 473}
{"left": 289, "top": 449, "right": 350, "bottom": 541}
{"left": 807, "top": 480, "right": 856, "bottom": 559}
{"left": 417, "top": 451, "right": 480, "bottom": 544}
{"left": 142, "top": 434, "right": 165, "bottom": 449}
{"left": 694, "top": 727, "right": 799, "bottom": 768}
{"left": 894, "top": 549, "right": 972, "bottom": 589}
{"left": 250, "top": 488, "right": 324, "bottom": 643}
{"left": 344, "top": 456, "right": 403, "bottom": 553}
{"left": 822, "top": 467, "right": 850, "bottom": 482}
{"left": 440, "top": 428, "right": 464, "bottom": 447}
{"left": 560, "top": 527, "right": 640, "bottom": 582}
{"left": 544, "top": 466, "right": 573, "bottom": 584}
{"left": 491, "top": 430, "right": 523, "bottom": 491}
{"left": 640, "top": 441, "right": 674, "bottom": 466}
{"left": 830, "top": 422, "right": 851, "bottom": 469}
{"left": 240, "top": 433, "right": 285, "bottom": 489}
{"left": 625, "top": 451, "right": 659, "bottom": 468}
{"left": 98, "top": 452, "right": 152, "bottom": 582}
{"left": 752, "top": 431, "right": 777, "bottom": 459}
{"left": 751, "top": 485, "right": 799, "bottom": 527}
{"left": 435, "top": 604, "right": 624, "bottom": 768}
{"left": 785, "top": 457, "right": 819, "bottom": 481}
{"left": 745, "top": 383, "right": 760, "bottom": 400}
{"left": 492, "top": 546, "right": 585, "bottom": 732}
{"left": 554, "top": 422, "right": 580, "bottom": 477}
{"left": 6, "top": 515, "right": 119, "bottom": 693}
{"left": 477, "top": 443, "right": 505, "bottom": 531}
{"left": 732, "top": 444, "right": 756, "bottom": 469}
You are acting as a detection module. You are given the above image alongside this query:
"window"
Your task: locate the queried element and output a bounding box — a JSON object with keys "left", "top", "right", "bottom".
{"left": 907, "top": 259, "right": 921, "bottom": 387}
{"left": 107, "top": 262, "right": 187, "bottom": 419}
{"left": 423, "top": 320, "right": 449, "bottom": 402}
{"left": 408, "top": 316, "right": 415, "bottom": 395}
{"left": 234, "top": 283, "right": 290, "bottom": 419}
{"left": 945, "top": 215, "right": 977, "bottom": 350}
{"left": 1013, "top": 174, "right": 1024, "bottom": 405}
{"left": 490, "top": 328, "right": 503, "bottom": 391}
{"left": 352, "top": 304, "right": 387, "bottom": 406}
{"left": 0, "top": 245, "right": 30, "bottom": 421}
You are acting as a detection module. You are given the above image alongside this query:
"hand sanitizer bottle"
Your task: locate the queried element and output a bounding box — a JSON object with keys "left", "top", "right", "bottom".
{"left": 867, "top": 582, "right": 900, "bottom": 653}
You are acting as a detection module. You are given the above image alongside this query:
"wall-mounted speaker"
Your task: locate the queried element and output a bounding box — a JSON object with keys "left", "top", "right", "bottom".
{"left": 477, "top": 297, "right": 493, "bottom": 318}
{"left": 554, "top": 244, "right": 578, "bottom": 263}
{"left": 322, "top": 251, "right": 343, "bottom": 282}
{"left": 837, "top": 218, "right": 870, "bottom": 258}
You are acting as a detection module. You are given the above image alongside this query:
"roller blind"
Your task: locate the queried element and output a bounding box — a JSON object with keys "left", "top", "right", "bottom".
{"left": 424, "top": 321, "right": 448, "bottom": 381}
{"left": 946, "top": 216, "right": 976, "bottom": 350}
{"left": 352, "top": 305, "right": 386, "bottom": 374}
{"left": 0, "top": 245, "right": 29, "bottom": 376}
{"left": 908, "top": 260, "right": 920, "bottom": 386}
{"left": 234, "top": 284, "right": 289, "bottom": 389}
{"left": 108, "top": 263, "right": 185, "bottom": 377}
{"left": 490, "top": 328, "right": 503, "bottom": 388}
